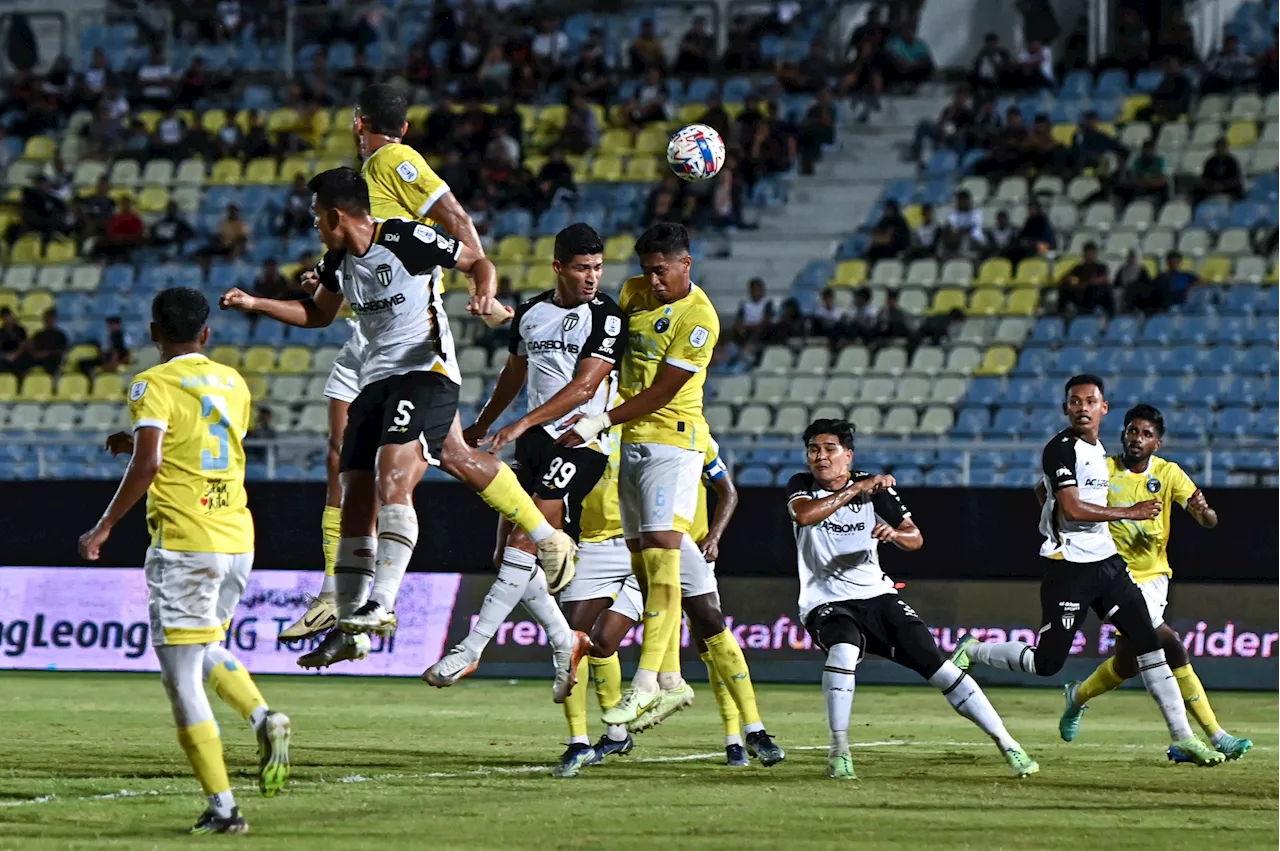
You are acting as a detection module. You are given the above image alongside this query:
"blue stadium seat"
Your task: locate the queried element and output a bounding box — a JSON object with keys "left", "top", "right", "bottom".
{"left": 1107, "top": 375, "right": 1145, "bottom": 401}
{"left": 1004, "top": 377, "right": 1043, "bottom": 405}
{"left": 969, "top": 468, "right": 1003, "bottom": 486}
{"left": 966, "top": 377, "right": 1003, "bottom": 405}
{"left": 1011, "top": 348, "right": 1052, "bottom": 377}
{"left": 991, "top": 407, "right": 1026, "bottom": 439}
{"left": 1161, "top": 449, "right": 1204, "bottom": 475}
{"left": 101, "top": 265, "right": 135, "bottom": 293}
{"left": 1065, "top": 315, "right": 1102, "bottom": 344}
{"left": 1176, "top": 408, "right": 1211, "bottom": 440}
{"left": 494, "top": 209, "right": 533, "bottom": 237}
{"left": 1227, "top": 201, "right": 1267, "bottom": 229}
{"left": 1095, "top": 69, "right": 1129, "bottom": 97}
{"left": 1028, "top": 317, "right": 1065, "bottom": 344}
{"left": 1148, "top": 376, "right": 1184, "bottom": 406}
{"left": 1215, "top": 315, "right": 1252, "bottom": 345}
{"left": 1102, "top": 315, "right": 1139, "bottom": 342}
{"left": 1247, "top": 316, "right": 1278, "bottom": 345}
{"left": 1134, "top": 69, "right": 1165, "bottom": 91}
{"left": 1222, "top": 376, "right": 1259, "bottom": 406}
{"left": 1224, "top": 286, "right": 1266, "bottom": 314}
{"left": 891, "top": 466, "right": 924, "bottom": 487}
{"left": 952, "top": 408, "right": 989, "bottom": 438}
{"left": 1174, "top": 315, "right": 1211, "bottom": 345}
{"left": 537, "top": 208, "right": 571, "bottom": 236}
{"left": 1258, "top": 409, "right": 1280, "bottom": 440}
{"left": 737, "top": 465, "right": 773, "bottom": 487}
{"left": 1026, "top": 406, "right": 1061, "bottom": 434}
{"left": 1261, "top": 380, "right": 1280, "bottom": 407}
{"left": 1217, "top": 407, "right": 1255, "bottom": 437}
{"left": 924, "top": 149, "right": 959, "bottom": 177}
{"left": 1139, "top": 315, "right": 1176, "bottom": 345}
{"left": 1193, "top": 199, "right": 1230, "bottom": 229}
{"left": 1157, "top": 344, "right": 1202, "bottom": 375}
{"left": 925, "top": 468, "right": 962, "bottom": 486}
{"left": 1002, "top": 467, "right": 1040, "bottom": 487}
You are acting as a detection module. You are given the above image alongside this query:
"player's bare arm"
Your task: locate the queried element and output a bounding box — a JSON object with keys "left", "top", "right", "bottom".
{"left": 451, "top": 241, "right": 500, "bottom": 319}
{"left": 1185, "top": 488, "right": 1218, "bottom": 528}
{"left": 426, "top": 191, "right": 513, "bottom": 326}
{"left": 219, "top": 282, "right": 344, "bottom": 329}
{"left": 556, "top": 362, "right": 694, "bottom": 448}
{"left": 1056, "top": 485, "right": 1161, "bottom": 522}
{"left": 78, "top": 426, "right": 164, "bottom": 560}
{"left": 700, "top": 469, "right": 739, "bottom": 562}
{"left": 488, "top": 356, "right": 615, "bottom": 452}
{"left": 464, "top": 354, "right": 528, "bottom": 446}
{"left": 788, "top": 475, "right": 896, "bottom": 527}
{"left": 872, "top": 516, "right": 923, "bottom": 551}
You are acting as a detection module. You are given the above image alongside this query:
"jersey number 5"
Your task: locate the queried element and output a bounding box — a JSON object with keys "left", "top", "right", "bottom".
{"left": 200, "top": 395, "right": 231, "bottom": 471}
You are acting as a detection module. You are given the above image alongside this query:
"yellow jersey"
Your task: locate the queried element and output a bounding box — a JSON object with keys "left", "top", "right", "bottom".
{"left": 127, "top": 353, "right": 254, "bottom": 554}
{"left": 362, "top": 141, "right": 450, "bottom": 223}
{"left": 688, "top": 437, "right": 728, "bottom": 543}
{"left": 618, "top": 275, "right": 719, "bottom": 452}
{"left": 1106, "top": 454, "right": 1198, "bottom": 583}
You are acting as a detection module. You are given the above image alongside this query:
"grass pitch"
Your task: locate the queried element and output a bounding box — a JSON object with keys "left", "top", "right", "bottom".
{"left": 0, "top": 672, "right": 1275, "bottom": 850}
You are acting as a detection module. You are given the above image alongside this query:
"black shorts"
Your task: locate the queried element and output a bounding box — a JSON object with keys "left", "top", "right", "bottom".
{"left": 511, "top": 427, "right": 608, "bottom": 540}
{"left": 339, "top": 371, "right": 459, "bottom": 473}
{"left": 804, "top": 594, "right": 945, "bottom": 679}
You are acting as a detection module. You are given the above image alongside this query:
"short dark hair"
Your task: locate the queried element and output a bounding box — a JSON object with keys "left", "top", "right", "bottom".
{"left": 803, "top": 418, "right": 856, "bottom": 450}
{"left": 308, "top": 167, "right": 370, "bottom": 215}
{"left": 1124, "top": 403, "right": 1165, "bottom": 437}
{"left": 355, "top": 83, "right": 408, "bottom": 137}
{"left": 1064, "top": 373, "right": 1105, "bottom": 398}
{"left": 1083, "top": 240, "right": 1099, "bottom": 252}
{"left": 152, "top": 287, "right": 209, "bottom": 343}
{"left": 554, "top": 222, "right": 604, "bottom": 263}
{"left": 105, "top": 315, "right": 122, "bottom": 324}
{"left": 0, "top": 306, "right": 12, "bottom": 318}
{"left": 634, "top": 222, "right": 689, "bottom": 258}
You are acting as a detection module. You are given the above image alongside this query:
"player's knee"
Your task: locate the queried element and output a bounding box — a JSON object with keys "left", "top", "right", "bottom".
{"left": 589, "top": 627, "right": 618, "bottom": 657}
{"left": 1160, "top": 629, "right": 1189, "bottom": 667}
{"left": 683, "top": 598, "right": 724, "bottom": 642}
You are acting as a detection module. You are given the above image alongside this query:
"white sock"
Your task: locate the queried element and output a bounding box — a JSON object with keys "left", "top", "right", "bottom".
{"left": 824, "top": 643, "right": 859, "bottom": 756}
{"left": 369, "top": 504, "right": 418, "bottom": 611}
{"left": 606, "top": 724, "right": 628, "bottom": 742}
{"left": 208, "top": 790, "right": 237, "bottom": 819}
{"left": 967, "top": 640, "right": 1037, "bottom": 673}
{"left": 930, "top": 661, "right": 1019, "bottom": 751}
{"left": 1137, "top": 649, "right": 1194, "bottom": 740}
{"left": 657, "top": 671, "right": 683, "bottom": 690}
{"left": 320, "top": 573, "right": 336, "bottom": 596}
{"left": 520, "top": 564, "right": 574, "bottom": 651}
{"left": 460, "top": 547, "right": 538, "bottom": 656}
{"left": 632, "top": 668, "right": 659, "bottom": 692}
{"left": 569, "top": 734, "right": 590, "bottom": 745}
{"left": 1210, "top": 729, "right": 1231, "bottom": 747}
{"left": 725, "top": 733, "right": 743, "bottom": 747}
{"left": 334, "top": 536, "right": 376, "bottom": 619}
{"left": 249, "top": 705, "right": 269, "bottom": 732}
{"left": 528, "top": 521, "right": 555, "bottom": 543}
{"left": 742, "top": 721, "right": 764, "bottom": 734}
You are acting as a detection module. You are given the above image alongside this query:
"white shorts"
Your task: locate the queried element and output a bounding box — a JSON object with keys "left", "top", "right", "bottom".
{"left": 619, "top": 442, "right": 703, "bottom": 535}
{"left": 323, "top": 335, "right": 365, "bottom": 404}
{"left": 144, "top": 547, "right": 254, "bottom": 647}
{"left": 560, "top": 536, "right": 718, "bottom": 622}
{"left": 1137, "top": 575, "right": 1169, "bottom": 627}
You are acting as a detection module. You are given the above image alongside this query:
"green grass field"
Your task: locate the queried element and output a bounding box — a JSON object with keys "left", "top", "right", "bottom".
{"left": 0, "top": 672, "right": 1275, "bottom": 850}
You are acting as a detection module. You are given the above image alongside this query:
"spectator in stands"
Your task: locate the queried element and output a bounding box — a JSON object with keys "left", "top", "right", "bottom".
{"left": 1119, "top": 139, "right": 1170, "bottom": 205}
{"left": 559, "top": 94, "right": 600, "bottom": 154}
{"left": 1113, "top": 249, "right": 1151, "bottom": 307}
{"left": 942, "top": 190, "right": 985, "bottom": 258}
{"left": 1195, "top": 137, "right": 1245, "bottom": 203}
{"left": 643, "top": 174, "right": 689, "bottom": 228}
{"left": 848, "top": 288, "right": 879, "bottom": 342}
{"left": 241, "top": 110, "right": 275, "bottom": 160}
{"left": 1010, "top": 38, "right": 1055, "bottom": 90}
{"left": 1137, "top": 57, "right": 1192, "bottom": 122}
{"left": 629, "top": 19, "right": 667, "bottom": 75}
{"left": 842, "top": 5, "right": 889, "bottom": 122}
{"left": 910, "top": 203, "right": 940, "bottom": 258}
{"left": 151, "top": 109, "right": 189, "bottom": 162}
{"left": 400, "top": 44, "right": 434, "bottom": 98}
{"left": 136, "top": 46, "right": 176, "bottom": 110}
{"left": 532, "top": 16, "right": 570, "bottom": 81}
{"left": 42, "top": 153, "right": 73, "bottom": 203}
{"left": 813, "top": 288, "right": 846, "bottom": 341}
{"left": 722, "top": 15, "right": 763, "bottom": 73}
{"left": 77, "top": 315, "right": 131, "bottom": 376}
{"left": 1023, "top": 113, "right": 1064, "bottom": 172}
{"left": 477, "top": 45, "right": 513, "bottom": 98}
{"left": 252, "top": 258, "right": 307, "bottom": 303}
{"left": 26, "top": 309, "right": 68, "bottom": 375}
{"left": 176, "top": 56, "right": 210, "bottom": 109}
{"left": 1010, "top": 199, "right": 1056, "bottom": 262}
{"left": 151, "top": 201, "right": 195, "bottom": 256}
{"left": 911, "top": 87, "right": 973, "bottom": 166}
{"left": 964, "top": 97, "right": 1004, "bottom": 150}
{"left": 740, "top": 111, "right": 797, "bottom": 187}
{"left": 77, "top": 47, "right": 114, "bottom": 109}
{"left": 43, "top": 56, "right": 76, "bottom": 115}
{"left": 1152, "top": 11, "right": 1198, "bottom": 66}
{"left": 732, "top": 277, "right": 775, "bottom": 351}
{"left": 215, "top": 1, "right": 243, "bottom": 41}
{"left": 764, "top": 298, "right": 808, "bottom": 345}
{"left": 83, "top": 101, "right": 123, "bottom": 160}
{"left": 98, "top": 195, "right": 145, "bottom": 262}
{"left": 568, "top": 38, "right": 613, "bottom": 105}
{"left": 1057, "top": 241, "right": 1114, "bottom": 316}
{"left": 777, "top": 39, "right": 833, "bottom": 94}
{"left": 447, "top": 29, "right": 485, "bottom": 82}
{"left": 1262, "top": 27, "right": 1278, "bottom": 93}
{"left": 1072, "top": 109, "right": 1128, "bottom": 171}
{"left": 247, "top": 407, "right": 278, "bottom": 459}
{"left": 698, "top": 92, "right": 734, "bottom": 146}
{"left": 536, "top": 148, "right": 577, "bottom": 207}
{"left": 626, "top": 69, "right": 674, "bottom": 129}
{"left": 1105, "top": 9, "right": 1151, "bottom": 78}
{"left": 1201, "top": 34, "right": 1257, "bottom": 94}
{"left": 278, "top": 176, "right": 313, "bottom": 235}
{"left": 1148, "top": 251, "right": 1200, "bottom": 309}
{"left": 866, "top": 198, "right": 910, "bottom": 261}
{"left": 486, "top": 124, "right": 521, "bottom": 168}
{"left": 796, "top": 87, "right": 837, "bottom": 175}
{"left": 988, "top": 209, "right": 1016, "bottom": 256}
{"left": 914, "top": 307, "right": 964, "bottom": 348}
{"left": 11, "top": 174, "right": 71, "bottom": 245}
{"left": 77, "top": 177, "right": 115, "bottom": 242}
{"left": 970, "top": 32, "right": 1013, "bottom": 97}
{"left": 0, "top": 308, "right": 28, "bottom": 375}
{"left": 876, "top": 289, "right": 912, "bottom": 341}
{"left": 975, "top": 106, "right": 1028, "bottom": 176}
{"left": 674, "top": 16, "right": 716, "bottom": 76}
{"left": 884, "top": 19, "right": 934, "bottom": 90}
{"left": 707, "top": 152, "right": 745, "bottom": 229}
{"left": 200, "top": 203, "right": 249, "bottom": 260}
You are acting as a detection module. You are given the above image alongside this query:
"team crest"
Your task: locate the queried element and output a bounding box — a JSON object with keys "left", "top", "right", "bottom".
{"left": 562, "top": 313, "right": 580, "bottom": 332}
{"left": 1146, "top": 478, "right": 1161, "bottom": 494}
{"left": 376, "top": 264, "right": 393, "bottom": 287}
{"left": 654, "top": 317, "right": 670, "bottom": 333}
{"left": 1059, "top": 601, "right": 1081, "bottom": 630}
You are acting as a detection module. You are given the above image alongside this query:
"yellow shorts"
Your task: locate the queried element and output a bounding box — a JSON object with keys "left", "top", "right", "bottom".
{"left": 144, "top": 547, "right": 254, "bottom": 647}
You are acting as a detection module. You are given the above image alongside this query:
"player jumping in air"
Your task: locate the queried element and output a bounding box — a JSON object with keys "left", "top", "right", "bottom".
{"left": 78, "top": 288, "right": 291, "bottom": 834}
{"left": 1056, "top": 403, "right": 1251, "bottom": 760}
{"left": 558, "top": 222, "right": 720, "bottom": 725}
{"left": 788, "top": 418, "right": 1036, "bottom": 780}
{"left": 423, "top": 223, "right": 621, "bottom": 699}
{"left": 950, "top": 375, "right": 1225, "bottom": 766}
{"left": 220, "top": 169, "right": 575, "bottom": 659}
{"left": 279, "top": 83, "right": 508, "bottom": 657}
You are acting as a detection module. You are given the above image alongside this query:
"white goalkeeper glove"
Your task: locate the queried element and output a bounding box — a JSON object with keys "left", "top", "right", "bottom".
{"left": 570, "top": 412, "right": 611, "bottom": 443}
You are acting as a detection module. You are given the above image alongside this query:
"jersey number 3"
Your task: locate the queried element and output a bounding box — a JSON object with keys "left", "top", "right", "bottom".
{"left": 200, "top": 395, "right": 231, "bottom": 471}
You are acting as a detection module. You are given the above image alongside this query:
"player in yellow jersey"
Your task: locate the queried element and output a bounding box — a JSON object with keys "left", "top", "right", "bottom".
{"left": 281, "top": 83, "right": 513, "bottom": 658}
{"left": 77, "top": 288, "right": 291, "bottom": 834}
{"left": 560, "top": 222, "right": 721, "bottom": 724}
{"left": 1058, "top": 404, "right": 1251, "bottom": 760}
{"left": 553, "top": 431, "right": 784, "bottom": 776}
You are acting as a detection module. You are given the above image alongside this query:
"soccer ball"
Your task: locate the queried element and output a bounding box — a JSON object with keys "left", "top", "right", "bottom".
{"left": 666, "top": 124, "right": 726, "bottom": 182}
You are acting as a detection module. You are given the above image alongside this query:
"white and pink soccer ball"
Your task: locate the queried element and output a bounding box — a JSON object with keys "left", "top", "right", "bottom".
{"left": 666, "top": 124, "right": 726, "bottom": 182}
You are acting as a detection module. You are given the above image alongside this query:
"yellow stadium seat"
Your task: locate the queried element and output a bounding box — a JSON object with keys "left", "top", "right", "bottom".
{"left": 0, "top": 373, "right": 16, "bottom": 401}
{"left": 91, "top": 373, "right": 125, "bottom": 401}
{"left": 404, "top": 104, "right": 429, "bottom": 129}
{"left": 903, "top": 204, "right": 924, "bottom": 229}
{"left": 974, "top": 345, "right": 1017, "bottom": 376}
{"left": 539, "top": 105, "right": 567, "bottom": 129}
{"left": 201, "top": 109, "right": 228, "bottom": 133}
{"left": 1226, "top": 121, "right": 1257, "bottom": 149}
{"left": 22, "top": 136, "right": 56, "bottom": 161}
{"left": 524, "top": 265, "right": 557, "bottom": 291}
{"left": 599, "top": 129, "right": 634, "bottom": 155}
{"left": 1003, "top": 288, "right": 1040, "bottom": 315}
{"left": 0, "top": 289, "right": 17, "bottom": 313}
{"left": 267, "top": 108, "right": 300, "bottom": 137}
{"left": 604, "top": 234, "right": 632, "bottom": 262}
{"left": 277, "top": 347, "right": 311, "bottom": 374}
{"left": 21, "top": 371, "right": 53, "bottom": 401}
{"left": 41, "top": 239, "right": 76, "bottom": 265}
{"left": 1051, "top": 124, "right": 1077, "bottom": 147}
{"left": 634, "top": 128, "right": 669, "bottom": 155}
{"left": 977, "top": 258, "right": 1012, "bottom": 286}
{"left": 314, "top": 155, "right": 350, "bottom": 173}
{"left": 625, "top": 157, "right": 660, "bottom": 181}
{"left": 929, "top": 289, "right": 967, "bottom": 314}
{"left": 243, "top": 347, "right": 276, "bottom": 374}
{"left": 55, "top": 373, "right": 89, "bottom": 401}
{"left": 209, "top": 158, "right": 243, "bottom": 185}
{"left": 280, "top": 155, "right": 313, "bottom": 182}
{"left": 499, "top": 265, "right": 529, "bottom": 292}
{"left": 968, "top": 289, "right": 1005, "bottom": 315}
{"left": 1015, "top": 257, "right": 1050, "bottom": 287}
{"left": 676, "top": 104, "right": 704, "bottom": 125}
{"left": 524, "top": 155, "right": 547, "bottom": 177}
{"left": 1269, "top": 260, "right": 1278, "bottom": 283}
{"left": 833, "top": 260, "right": 867, "bottom": 287}
{"left": 1199, "top": 255, "right": 1232, "bottom": 283}
{"left": 137, "top": 186, "right": 168, "bottom": 214}
{"left": 532, "top": 236, "right": 556, "bottom": 259}
{"left": 136, "top": 110, "right": 163, "bottom": 132}
{"left": 496, "top": 236, "right": 532, "bottom": 264}
{"left": 514, "top": 104, "right": 536, "bottom": 132}
{"left": 565, "top": 154, "right": 588, "bottom": 176}
{"left": 589, "top": 155, "right": 623, "bottom": 182}
{"left": 323, "top": 135, "right": 352, "bottom": 156}
{"left": 244, "top": 158, "right": 279, "bottom": 184}
{"left": 1052, "top": 255, "right": 1082, "bottom": 284}
{"left": 210, "top": 346, "right": 242, "bottom": 368}
{"left": 245, "top": 374, "right": 269, "bottom": 400}
{"left": 10, "top": 234, "right": 42, "bottom": 264}
{"left": 19, "top": 290, "right": 54, "bottom": 319}
{"left": 1120, "top": 94, "right": 1151, "bottom": 124}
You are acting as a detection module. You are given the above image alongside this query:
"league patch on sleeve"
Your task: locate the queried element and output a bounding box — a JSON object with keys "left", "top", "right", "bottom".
{"left": 413, "top": 224, "right": 437, "bottom": 244}
{"left": 396, "top": 160, "right": 419, "bottom": 182}
{"left": 604, "top": 315, "right": 622, "bottom": 336}
{"left": 689, "top": 325, "right": 710, "bottom": 348}
{"left": 129, "top": 381, "right": 148, "bottom": 401}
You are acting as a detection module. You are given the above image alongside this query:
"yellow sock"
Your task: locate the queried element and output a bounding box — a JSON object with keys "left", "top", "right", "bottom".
{"left": 176, "top": 719, "right": 231, "bottom": 796}
{"left": 205, "top": 658, "right": 267, "bottom": 722}
{"left": 1073, "top": 656, "right": 1126, "bottom": 705}
{"left": 637, "top": 547, "right": 681, "bottom": 673}
{"left": 1173, "top": 664, "right": 1222, "bottom": 737}
{"left": 701, "top": 650, "right": 742, "bottom": 739}
{"left": 478, "top": 464, "right": 549, "bottom": 536}
{"left": 563, "top": 656, "right": 590, "bottom": 740}
{"left": 589, "top": 653, "right": 622, "bottom": 712}
{"left": 321, "top": 504, "right": 341, "bottom": 577}
{"left": 705, "top": 628, "right": 762, "bottom": 727}
{"left": 661, "top": 616, "right": 683, "bottom": 678}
